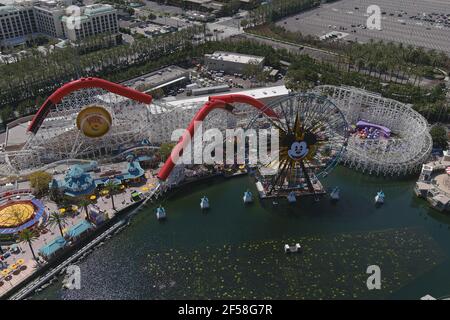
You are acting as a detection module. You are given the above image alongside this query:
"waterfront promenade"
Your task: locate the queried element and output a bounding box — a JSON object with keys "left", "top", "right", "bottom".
{"left": 0, "top": 200, "right": 85, "bottom": 297}
{"left": 0, "top": 168, "right": 160, "bottom": 298}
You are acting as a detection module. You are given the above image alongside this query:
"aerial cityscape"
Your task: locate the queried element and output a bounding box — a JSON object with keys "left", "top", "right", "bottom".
{"left": 0, "top": 0, "right": 449, "bottom": 303}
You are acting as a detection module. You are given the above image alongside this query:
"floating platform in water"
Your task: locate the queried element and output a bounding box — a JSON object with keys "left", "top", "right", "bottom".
{"left": 243, "top": 190, "right": 253, "bottom": 204}
{"left": 256, "top": 181, "right": 326, "bottom": 200}
{"left": 287, "top": 191, "right": 296, "bottom": 203}
{"left": 284, "top": 243, "right": 301, "bottom": 253}
{"left": 375, "top": 190, "right": 385, "bottom": 204}
{"left": 156, "top": 206, "right": 166, "bottom": 220}
{"left": 330, "top": 187, "right": 340, "bottom": 201}
{"left": 200, "top": 196, "right": 209, "bottom": 210}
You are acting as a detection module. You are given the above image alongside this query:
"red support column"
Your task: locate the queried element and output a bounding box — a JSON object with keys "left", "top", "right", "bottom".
{"left": 28, "top": 77, "right": 152, "bottom": 134}
{"left": 157, "top": 94, "right": 278, "bottom": 181}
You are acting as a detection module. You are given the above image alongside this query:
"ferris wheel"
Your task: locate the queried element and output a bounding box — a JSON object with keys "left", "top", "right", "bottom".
{"left": 247, "top": 93, "right": 349, "bottom": 197}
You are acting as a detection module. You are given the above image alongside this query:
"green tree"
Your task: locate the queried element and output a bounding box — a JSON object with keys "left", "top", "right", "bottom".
{"left": 78, "top": 198, "right": 92, "bottom": 221}
{"left": 10, "top": 207, "right": 26, "bottom": 227}
{"left": 255, "top": 69, "right": 269, "bottom": 84}
{"left": 242, "top": 61, "right": 263, "bottom": 79}
{"left": 0, "top": 105, "right": 13, "bottom": 123}
{"left": 47, "top": 212, "right": 69, "bottom": 238}
{"left": 18, "top": 229, "right": 39, "bottom": 261}
{"left": 0, "top": 25, "right": 204, "bottom": 112}
{"left": 49, "top": 186, "right": 63, "bottom": 203}
{"left": 149, "top": 88, "right": 165, "bottom": 99}
{"left": 159, "top": 142, "right": 176, "bottom": 162}
{"left": 219, "top": 0, "right": 241, "bottom": 17}
{"left": 28, "top": 171, "right": 52, "bottom": 196}
{"left": 430, "top": 125, "right": 448, "bottom": 149}
{"left": 104, "top": 181, "right": 120, "bottom": 211}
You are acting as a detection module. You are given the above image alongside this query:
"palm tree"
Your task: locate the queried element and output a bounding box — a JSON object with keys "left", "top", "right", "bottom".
{"left": 78, "top": 199, "right": 92, "bottom": 221}
{"left": 104, "top": 181, "right": 120, "bottom": 211}
{"left": 367, "top": 61, "right": 376, "bottom": 77}
{"left": 11, "top": 208, "right": 26, "bottom": 227}
{"left": 47, "top": 212, "right": 69, "bottom": 238}
{"left": 18, "top": 229, "right": 39, "bottom": 261}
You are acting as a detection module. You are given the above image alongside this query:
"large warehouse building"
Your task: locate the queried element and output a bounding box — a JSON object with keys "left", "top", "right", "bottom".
{"left": 204, "top": 51, "right": 265, "bottom": 75}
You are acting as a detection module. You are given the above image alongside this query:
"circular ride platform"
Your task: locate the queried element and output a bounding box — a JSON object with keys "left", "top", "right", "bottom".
{"left": 0, "top": 202, "right": 35, "bottom": 228}
{"left": 0, "top": 193, "right": 45, "bottom": 235}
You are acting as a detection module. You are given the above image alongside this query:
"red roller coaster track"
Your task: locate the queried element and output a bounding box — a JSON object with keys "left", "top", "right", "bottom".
{"left": 28, "top": 77, "right": 153, "bottom": 135}
{"left": 157, "top": 93, "right": 278, "bottom": 181}
{"left": 27, "top": 77, "right": 277, "bottom": 182}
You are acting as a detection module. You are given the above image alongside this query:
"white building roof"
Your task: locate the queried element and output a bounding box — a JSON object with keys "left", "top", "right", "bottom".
{"left": 5, "top": 121, "right": 30, "bottom": 147}
{"left": 0, "top": 0, "right": 16, "bottom": 5}
{"left": 166, "top": 85, "right": 289, "bottom": 108}
{"left": 207, "top": 51, "right": 264, "bottom": 65}
{"left": 416, "top": 182, "right": 432, "bottom": 190}
{"left": 185, "top": 0, "right": 211, "bottom": 4}
{"left": 84, "top": 4, "right": 115, "bottom": 16}
{"left": 434, "top": 193, "right": 450, "bottom": 205}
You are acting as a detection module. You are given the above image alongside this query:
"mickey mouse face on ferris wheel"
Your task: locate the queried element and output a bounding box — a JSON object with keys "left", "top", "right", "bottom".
{"left": 288, "top": 141, "right": 309, "bottom": 161}
{"left": 284, "top": 129, "right": 317, "bottom": 161}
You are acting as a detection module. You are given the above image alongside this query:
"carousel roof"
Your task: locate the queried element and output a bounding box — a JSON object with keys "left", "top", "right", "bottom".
{"left": 52, "top": 165, "right": 96, "bottom": 196}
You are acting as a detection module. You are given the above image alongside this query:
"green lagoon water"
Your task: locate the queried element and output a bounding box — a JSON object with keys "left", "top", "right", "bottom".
{"left": 32, "top": 166, "right": 450, "bottom": 299}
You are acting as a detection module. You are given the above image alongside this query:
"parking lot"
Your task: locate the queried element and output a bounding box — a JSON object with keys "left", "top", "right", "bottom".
{"left": 277, "top": 0, "right": 450, "bottom": 54}
{"left": 163, "top": 67, "right": 284, "bottom": 99}
{"left": 141, "top": 0, "right": 184, "bottom": 16}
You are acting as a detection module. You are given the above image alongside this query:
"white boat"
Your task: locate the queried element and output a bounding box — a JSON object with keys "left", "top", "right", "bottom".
{"left": 243, "top": 190, "right": 253, "bottom": 204}
{"left": 287, "top": 191, "right": 296, "bottom": 203}
{"left": 200, "top": 196, "right": 209, "bottom": 210}
{"left": 284, "top": 243, "right": 301, "bottom": 253}
{"left": 156, "top": 205, "right": 166, "bottom": 220}
{"left": 375, "top": 190, "right": 385, "bottom": 204}
{"left": 330, "top": 187, "right": 340, "bottom": 200}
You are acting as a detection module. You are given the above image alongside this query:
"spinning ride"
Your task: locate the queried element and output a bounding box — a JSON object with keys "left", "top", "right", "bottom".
{"left": 1, "top": 78, "right": 153, "bottom": 175}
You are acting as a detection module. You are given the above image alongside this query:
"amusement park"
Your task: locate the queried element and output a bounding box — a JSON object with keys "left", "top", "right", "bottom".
{"left": 1, "top": 0, "right": 450, "bottom": 303}
{"left": 0, "top": 71, "right": 438, "bottom": 299}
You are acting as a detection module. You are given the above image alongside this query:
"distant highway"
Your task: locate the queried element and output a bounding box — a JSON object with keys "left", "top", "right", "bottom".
{"left": 213, "top": 16, "right": 339, "bottom": 63}
{"left": 241, "top": 32, "right": 340, "bottom": 63}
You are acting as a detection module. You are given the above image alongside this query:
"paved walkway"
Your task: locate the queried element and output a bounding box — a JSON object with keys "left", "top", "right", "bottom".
{"left": 0, "top": 168, "right": 159, "bottom": 297}
{"left": 0, "top": 199, "right": 85, "bottom": 296}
